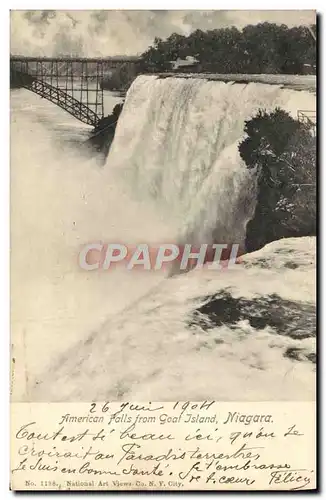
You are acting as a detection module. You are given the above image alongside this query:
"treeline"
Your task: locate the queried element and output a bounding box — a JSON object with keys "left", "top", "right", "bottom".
{"left": 140, "top": 23, "right": 316, "bottom": 74}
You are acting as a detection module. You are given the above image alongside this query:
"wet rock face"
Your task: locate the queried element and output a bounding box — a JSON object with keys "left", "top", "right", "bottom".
{"left": 284, "top": 347, "right": 316, "bottom": 364}
{"left": 191, "top": 291, "right": 315, "bottom": 339}
{"left": 87, "top": 102, "right": 124, "bottom": 158}
{"left": 190, "top": 291, "right": 316, "bottom": 363}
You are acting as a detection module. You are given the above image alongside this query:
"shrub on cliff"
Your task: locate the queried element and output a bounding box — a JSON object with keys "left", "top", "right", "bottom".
{"left": 239, "top": 108, "right": 316, "bottom": 252}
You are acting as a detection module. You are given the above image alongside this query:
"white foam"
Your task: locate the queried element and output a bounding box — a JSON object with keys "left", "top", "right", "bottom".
{"left": 11, "top": 76, "right": 316, "bottom": 401}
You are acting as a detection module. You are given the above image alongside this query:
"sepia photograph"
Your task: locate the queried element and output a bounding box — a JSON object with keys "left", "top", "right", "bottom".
{"left": 9, "top": 8, "right": 317, "bottom": 491}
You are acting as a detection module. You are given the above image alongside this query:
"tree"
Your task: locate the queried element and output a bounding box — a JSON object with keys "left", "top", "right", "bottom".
{"left": 139, "top": 22, "right": 316, "bottom": 75}
{"left": 239, "top": 108, "right": 316, "bottom": 252}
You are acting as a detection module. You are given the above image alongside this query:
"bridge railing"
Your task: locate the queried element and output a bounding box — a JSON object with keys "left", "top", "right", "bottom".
{"left": 297, "top": 110, "right": 316, "bottom": 137}
{"left": 297, "top": 110, "right": 316, "bottom": 131}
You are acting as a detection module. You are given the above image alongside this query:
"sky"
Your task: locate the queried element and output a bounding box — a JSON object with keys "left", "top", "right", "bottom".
{"left": 10, "top": 10, "right": 316, "bottom": 57}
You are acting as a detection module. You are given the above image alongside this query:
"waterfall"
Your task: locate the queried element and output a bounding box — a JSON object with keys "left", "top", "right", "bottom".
{"left": 107, "top": 75, "right": 315, "bottom": 250}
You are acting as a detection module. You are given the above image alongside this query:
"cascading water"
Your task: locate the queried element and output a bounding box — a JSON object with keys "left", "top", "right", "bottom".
{"left": 11, "top": 75, "right": 316, "bottom": 401}
{"left": 107, "top": 75, "right": 315, "bottom": 249}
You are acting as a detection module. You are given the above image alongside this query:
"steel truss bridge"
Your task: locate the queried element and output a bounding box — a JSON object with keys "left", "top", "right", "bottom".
{"left": 10, "top": 56, "right": 140, "bottom": 127}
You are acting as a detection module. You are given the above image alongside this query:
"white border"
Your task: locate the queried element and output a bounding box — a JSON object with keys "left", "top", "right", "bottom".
{"left": 3, "top": 2, "right": 324, "bottom": 498}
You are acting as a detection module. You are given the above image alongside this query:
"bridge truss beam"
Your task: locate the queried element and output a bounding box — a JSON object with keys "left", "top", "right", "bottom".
{"left": 10, "top": 56, "right": 140, "bottom": 127}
